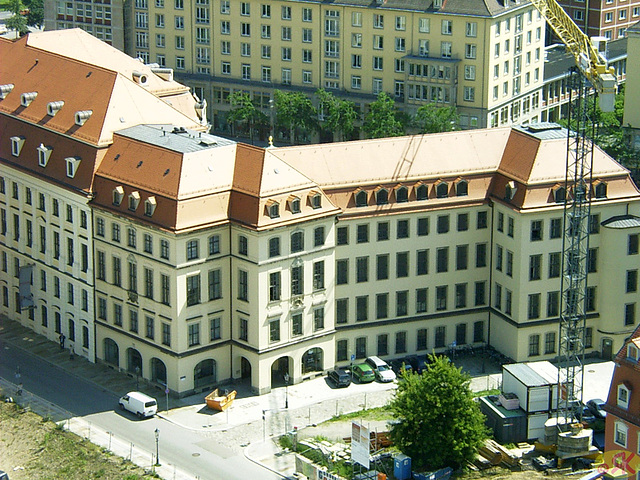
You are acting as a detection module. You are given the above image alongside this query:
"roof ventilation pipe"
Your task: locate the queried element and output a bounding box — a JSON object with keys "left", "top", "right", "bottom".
{"left": 75, "top": 110, "right": 93, "bottom": 126}
{"left": 150, "top": 67, "right": 174, "bottom": 82}
{"left": 47, "top": 101, "right": 65, "bottom": 116}
{"left": 20, "top": 91, "right": 38, "bottom": 107}
{"left": 132, "top": 71, "right": 149, "bottom": 85}
{"left": 0, "top": 84, "right": 14, "bottom": 99}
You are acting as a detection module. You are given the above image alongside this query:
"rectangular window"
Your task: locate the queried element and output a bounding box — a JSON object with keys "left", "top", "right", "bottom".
{"left": 162, "top": 323, "right": 171, "bottom": 346}
{"left": 269, "top": 319, "right": 280, "bottom": 342}
{"left": 416, "top": 288, "right": 427, "bottom": 313}
{"left": 337, "top": 339, "right": 348, "bottom": 361}
{"left": 547, "top": 291, "right": 559, "bottom": 317}
{"left": 238, "top": 270, "right": 249, "bottom": 300}
{"left": 314, "top": 307, "right": 324, "bottom": 331}
{"left": 356, "top": 296, "right": 368, "bottom": 322}
{"left": 436, "top": 247, "right": 448, "bottom": 273}
{"left": 627, "top": 270, "right": 638, "bottom": 293}
{"left": 336, "top": 298, "right": 348, "bottom": 324}
{"left": 240, "top": 318, "right": 248, "bottom": 341}
{"left": 629, "top": 234, "right": 639, "bottom": 255}
{"left": 456, "top": 245, "right": 468, "bottom": 270}
{"left": 186, "top": 274, "right": 201, "bottom": 306}
{"left": 336, "top": 259, "right": 348, "bottom": 285}
{"left": 476, "top": 243, "right": 487, "bottom": 268}
{"left": 356, "top": 257, "right": 369, "bottom": 282}
{"left": 188, "top": 322, "right": 200, "bottom": 346}
{"left": 528, "top": 293, "right": 541, "bottom": 319}
{"left": 416, "top": 249, "right": 428, "bottom": 275}
{"left": 291, "top": 265, "right": 303, "bottom": 295}
{"left": 208, "top": 269, "right": 221, "bottom": 300}
{"left": 292, "top": 313, "right": 303, "bottom": 336}
{"left": 531, "top": 220, "right": 543, "bottom": 241}
{"left": 529, "top": 334, "right": 540, "bottom": 356}
{"left": 396, "top": 252, "right": 408, "bottom": 278}
{"left": 437, "top": 215, "right": 449, "bottom": 234}
{"left": 396, "top": 290, "right": 408, "bottom": 316}
{"left": 377, "top": 254, "right": 389, "bottom": 280}
{"left": 435, "top": 326, "right": 446, "bottom": 348}
{"left": 529, "top": 254, "right": 541, "bottom": 280}
{"left": 161, "top": 274, "right": 170, "bottom": 305}
{"left": 313, "top": 261, "right": 325, "bottom": 290}
{"left": 436, "top": 285, "right": 447, "bottom": 311}
{"left": 455, "top": 283, "right": 467, "bottom": 308}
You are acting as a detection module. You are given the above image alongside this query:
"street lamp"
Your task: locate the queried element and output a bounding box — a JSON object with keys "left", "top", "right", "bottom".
{"left": 284, "top": 373, "right": 290, "bottom": 409}
{"left": 154, "top": 428, "right": 160, "bottom": 466}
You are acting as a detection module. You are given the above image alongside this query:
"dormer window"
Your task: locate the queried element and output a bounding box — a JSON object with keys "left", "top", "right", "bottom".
{"left": 46, "top": 101, "right": 64, "bottom": 117}
{"left": 436, "top": 181, "right": 448, "bottom": 198}
{"left": 595, "top": 182, "right": 608, "bottom": 199}
{"left": 37, "top": 144, "right": 52, "bottom": 167}
{"left": 310, "top": 192, "right": 322, "bottom": 209}
{"left": 290, "top": 197, "right": 301, "bottom": 214}
{"left": 113, "top": 186, "right": 125, "bottom": 206}
{"left": 268, "top": 201, "right": 280, "bottom": 219}
{"left": 376, "top": 188, "right": 388, "bottom": 205}
{"left": 554, "top": 186, "right": 566, "bottom": 203}
{"left": 416, "top": 184, "right": 428, "bottom": 201}
{"left": 128, "top": 191, "right": 141, "bottom": 211}
{"left": 355, "top": 190, "right": 368, "bottom": 207}
{"left": 618, "top": 383, "right": 631, "bottom": 409}
{"left": 10, "top": 136, "right": 25, "bottom": 157}
{"left": 396, "top": 186, "right": 408, "bottom": 203}
{"left": 145, "top": 197, "right": 157, "bottom": 216}
{"left": 455, "top": 180, "right": 468, "bottom": 197}
{"left": 505, "top": 180, "right": 517, "bottom": 201}
{"left": 628, "top": 344, "right": 638, "bottom": 362}
{"left": 65, "top": 156, "right": 81, "bottom": 178}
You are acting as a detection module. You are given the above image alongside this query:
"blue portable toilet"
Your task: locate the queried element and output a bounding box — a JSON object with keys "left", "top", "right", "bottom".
{"left": 394, "top": 454, "right": 411, "bottom": 480}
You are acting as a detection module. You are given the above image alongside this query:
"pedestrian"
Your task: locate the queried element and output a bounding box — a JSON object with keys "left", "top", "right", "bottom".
{"left": 59, "top": 333, "right": 65, "bottom": 350}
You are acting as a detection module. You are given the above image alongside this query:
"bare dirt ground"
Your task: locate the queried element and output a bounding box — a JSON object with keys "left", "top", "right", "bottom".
{"left": 0, "top": 401, "right": 156, "bottom": 480}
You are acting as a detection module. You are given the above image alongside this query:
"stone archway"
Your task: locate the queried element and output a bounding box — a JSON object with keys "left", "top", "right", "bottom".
{"left": 150, "top": 357, "right": 167, "bottom": 384}
{"left": 302, "top": 347, "right": 323, "bottom": 374}
{"left": 104, "top": 338, "right": 119, "bottom": 367}
{"left": 194, "top": 359, "right": 216, "bottom": 390}
{"left": 126, "top": 347, "right": 142, "bottom": 375}
{"left": 270, "top": 356, "right": 292, "bottom": 388}
{"left": 240, "top": 356, "right": 252, "bottom": 380}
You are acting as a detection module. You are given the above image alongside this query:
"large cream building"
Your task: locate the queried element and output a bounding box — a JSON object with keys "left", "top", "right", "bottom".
{"left": 2, "top": 30, "right": 640, "bottom": 397}
{"left": 47, "top": 0, "right": 548, "bottom": 133}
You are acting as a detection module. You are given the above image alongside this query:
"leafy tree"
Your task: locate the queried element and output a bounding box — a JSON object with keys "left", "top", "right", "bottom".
{"left": 274, "top": 90, "right": 317, "bottom": 144}
{"left": 226, "top": 92, "right": 268, "bottom": 144}
{"left": 388, "top": 355, "right": 488, "bottom": 471}
{"left": 413, "top": 103, "right": 460, "bottom": 134}
{"left": 315, "top": 88, "right": 359, "bottom": 142}
{"left": 25, "top": 0, "right": 43, "bottom": 27}
{"left": 362, "top": 92, "right": 405, "bottom": 139}
{"left": 1, "top": 0, "right": 28, "bottom": 35}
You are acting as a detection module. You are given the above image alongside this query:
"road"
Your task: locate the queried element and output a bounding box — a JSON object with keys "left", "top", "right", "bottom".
{"left": 0, "top": 339, "right": 282, "bottom": 480}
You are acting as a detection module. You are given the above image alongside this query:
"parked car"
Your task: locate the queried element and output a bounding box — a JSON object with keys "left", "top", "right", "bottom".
{"left": 327, "top": 367, "right": 351, "bottom": 387}
{"left": 365, "top": 356, "right": 396, "bottom": 382}
{"left": 0, "top": 470, "right": 9, "bottom": 480}
{"left": 351, "top": 363, "right": 376, "bottom": 383}
{"left": 118, "top": 391, "right": 158, "bottom": 418}
{"left": 390, "top": 359, "right": 413, "bottom": 376}
{"left": 403, "top": 355, "right": 423, "bottom": 374}
{"left": 586, "top": 398, "right": 607, "bottom": 419}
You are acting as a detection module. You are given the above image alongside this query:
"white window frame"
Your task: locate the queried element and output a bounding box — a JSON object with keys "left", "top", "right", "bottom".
{"left": 615, "top": 421, "right": 628, "bottom": 447}
{"left": 65, "top": 157, "right": 81, "bottom": 178}
{"left": 10, "top": 136, "right": 25, "bottom": 157}
{"left": 618, "top": 383, "right": 631, "bottom": 409}
{"left": 37, "top": 144, "right": 52, "bottom": 167}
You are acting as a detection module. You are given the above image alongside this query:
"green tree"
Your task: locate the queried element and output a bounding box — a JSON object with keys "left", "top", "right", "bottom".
{"left": 226, "top": 92, "right": 268, "bottom": 144}
{"left": 274, "top": 90, "right": 317, "bottom": 144}
{"left": 388, "top": 355, "right": 488, "bottom": 470}
{"left": 24, "top": 0, "right": 43, "bottom": 27}
{"left": 362, "top": 92, "right": 405, "bottom": 139}
{"left": 315, "top": 88, "right": 359, "bottom": 142}
{"left": 1, "top": 0, "right": 28, "bottom": 35}
{"left": 413, "top": 103, "right": 460, "bottom": 134}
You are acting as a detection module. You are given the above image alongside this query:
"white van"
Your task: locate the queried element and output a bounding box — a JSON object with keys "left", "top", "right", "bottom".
{"left": 118, "top": 391, "right": 158, "bottom": 418}
{"left": 365, "top": 356, "right": 396, "bottom": 382}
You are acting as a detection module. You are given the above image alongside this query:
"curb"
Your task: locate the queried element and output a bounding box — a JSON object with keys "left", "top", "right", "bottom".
{"left": 243, "top": 440, "right": 291, "bottom": 479}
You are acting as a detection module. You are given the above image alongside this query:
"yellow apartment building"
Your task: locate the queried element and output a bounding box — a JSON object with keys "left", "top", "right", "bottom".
{"left": 118, "top": 0, "right": 547, "bottom": 134}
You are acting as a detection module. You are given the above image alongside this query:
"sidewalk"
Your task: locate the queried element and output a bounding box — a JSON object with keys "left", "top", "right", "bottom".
{"left": 0, "top": 316, "right": 505, "bottom": 478}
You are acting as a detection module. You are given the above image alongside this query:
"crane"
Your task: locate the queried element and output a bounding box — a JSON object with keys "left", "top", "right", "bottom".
{"left": 529, "top": 0, "right": 617, "bottom": 430}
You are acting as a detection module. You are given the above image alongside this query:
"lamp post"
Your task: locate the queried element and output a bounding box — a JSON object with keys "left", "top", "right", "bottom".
{"left": 154, "top": 428, "right": 160, "bottom": 466}
{"left": 284, "top": 373, "right": 289, "bottom": 409}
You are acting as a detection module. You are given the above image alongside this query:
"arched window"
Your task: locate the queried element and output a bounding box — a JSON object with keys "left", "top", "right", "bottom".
{"left": 455, "top": 180, "right": 468, "bottom": 197}
{"left": 436, "top": 182, "right": 448, "bottom": 198}
{"left": 396, "top": 186, "right": 408, "bottom": 203}
{"left": 311, "top": 193, "right": 322, "bottom": 209}
{"left": 290, "top": 197, "right": 301, "bottom": 213}
{"left": 595, "top": 182, "right": 607, "bottom": 199}
{"left": 416, "top": 184, "right": 428, "bottom": 201}
{"left": 376, "top": 189, "right": 388, "bottom": 205}
{"left": 268, "top": 202, "right": 280, "bottom": 218}
{"left": 355, "top": 190, "right": 368, "bottom": 207}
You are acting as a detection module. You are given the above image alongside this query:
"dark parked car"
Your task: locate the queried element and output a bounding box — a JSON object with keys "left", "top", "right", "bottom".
{"left": 586, "top": 398, "right": 607, "bottom": 419}
{"left": 327, "top": 367, "right": 351, "bottom": 387}
{"left": 352, "top": 363, "right": 376, "bottom": 383}
{"left": 390, "top": 359, "right": 413, "bottom": 376}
